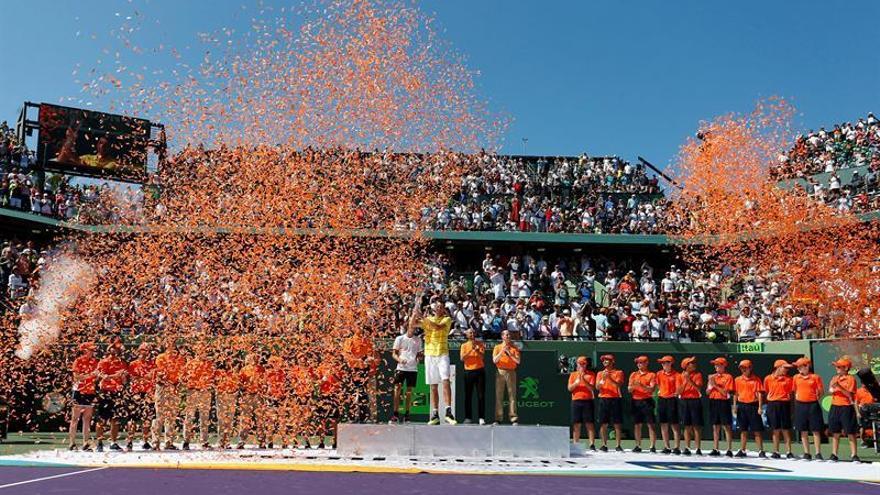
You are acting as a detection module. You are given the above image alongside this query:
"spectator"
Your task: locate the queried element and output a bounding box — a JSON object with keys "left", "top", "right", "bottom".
{"left": 492, "top": 330, "right": 520, "bottom": 425}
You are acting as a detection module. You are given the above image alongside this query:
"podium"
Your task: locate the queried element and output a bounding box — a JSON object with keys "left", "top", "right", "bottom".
{"left": 337, "top": 423, "right": 569, "bottom": 458}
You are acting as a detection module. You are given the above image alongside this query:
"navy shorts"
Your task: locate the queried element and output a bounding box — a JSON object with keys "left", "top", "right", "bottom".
{"left": 96, "top": 391, "right": 123, "bottom": 421}
{"left": 657, "top": 397, "right": 678, "bottom": 424}
{"left": 766, "top": 401, "right": 792, "bottom": 430}
{"left": 571, "top": 399, "right": 595, "bottom": 425}
{"left": 794, "top": 401, "right": 824, "bottom": 433}
{"left": 709, "top": 399, "right": 732, "bottom": 426}
{"left": 678, "top": 398, "right": 703, "bottom": 426}
{"left": 598, "top": 398, "right": 623, "bottom": 425}
{"left": 827, "top": 405, "right": 857, "bottom": 435}
{"left": 736, "top": 402, "right": 763, "bottom": 432}
{"left": 631, "top": 398, "right": 656, "bottom": 424}
{"left": 394, "top": 370, "right": 417, "bottom": 388}
{"left": 72, "top": 391, "right": 96, "bottom": 407}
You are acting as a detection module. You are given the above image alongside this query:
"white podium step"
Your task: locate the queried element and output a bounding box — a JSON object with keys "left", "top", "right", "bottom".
{"left": 337, "top": 423, "right": 570, "bottom": 458}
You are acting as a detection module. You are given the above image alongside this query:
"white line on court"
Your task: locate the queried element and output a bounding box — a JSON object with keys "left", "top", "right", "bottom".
{"left": 0, "top": 467, "right": 109, "bottom": 490}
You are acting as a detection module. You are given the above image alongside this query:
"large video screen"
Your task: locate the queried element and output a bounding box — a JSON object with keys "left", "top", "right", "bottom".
{"left": 37, "top": 103, "right": 151, "bottom": 179}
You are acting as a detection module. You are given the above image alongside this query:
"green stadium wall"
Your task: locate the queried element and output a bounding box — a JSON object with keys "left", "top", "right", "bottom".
{"left": 377, "top": 340, "right": 813, "bottom": 436}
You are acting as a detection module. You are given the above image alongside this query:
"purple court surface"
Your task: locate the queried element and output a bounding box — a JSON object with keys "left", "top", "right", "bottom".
{"left": 0, "top": 467, "right": 878, "bottom": 495}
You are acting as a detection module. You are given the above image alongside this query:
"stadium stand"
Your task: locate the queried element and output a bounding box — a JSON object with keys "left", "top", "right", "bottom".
{"left": 2, "top": 112, "right": 878, "bottom": 344}
{"left": 774, "top": 112, "right": 880, "bottom": 180}
{"left": 420, "top": 153, "right": 667, "bottom": 234}
{"left": 416, "top": 250, "right": 816, "bottom": 343}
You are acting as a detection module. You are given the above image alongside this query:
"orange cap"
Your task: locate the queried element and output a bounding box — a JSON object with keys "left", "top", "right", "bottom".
{"left": 738, "top": 359, "right": 753, "bottom": 369}
{"left": 576, "top": 356, "right": 588, "bottom": 365}
{"left": 680, "top": 356, "right": 696, "bottom": 369}
{"left": 710, "top": 357, "right": 728, "bottom": 367}
{"left": 599, "top": 354, "right": 615, "bottom": 363}
{"left": 832, "top": 358, "right": 852, "bottom": 369}
{"left": 657, "top": 355, "right": 674, "bottom": 364}
{"left": 794, "top": 357, "right": 812, "bottom": 368}
{"left": 773, "top": 359, "right": 792, "bottom": 369}
{"left": 78, "top": 342, "right": 96, "bottom": 353}
{"left": 634, "top": 355, "right": 649, "bottom": 364}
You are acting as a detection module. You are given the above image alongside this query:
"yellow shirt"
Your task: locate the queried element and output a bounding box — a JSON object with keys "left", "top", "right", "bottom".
{"left": 421, "top": 316, "right": 452, "bottom": 356}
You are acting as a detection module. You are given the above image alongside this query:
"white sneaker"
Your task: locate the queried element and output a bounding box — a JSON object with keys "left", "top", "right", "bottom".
{"left": 478, "top": 418, "right": 485, "bottom": 425}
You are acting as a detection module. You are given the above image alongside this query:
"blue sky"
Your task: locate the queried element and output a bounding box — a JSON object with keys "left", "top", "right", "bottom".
{"left": 1, "top": 0, "right": 878, "bottom": 168}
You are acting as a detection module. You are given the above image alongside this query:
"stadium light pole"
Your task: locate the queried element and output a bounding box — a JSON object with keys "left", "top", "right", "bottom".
{"left": 522, "top": 137, "right": 528, "bottom": 156}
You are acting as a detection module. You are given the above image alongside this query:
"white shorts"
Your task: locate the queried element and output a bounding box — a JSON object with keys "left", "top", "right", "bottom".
{"left": 424, "top": 354, "right": 451, "bottom": 385}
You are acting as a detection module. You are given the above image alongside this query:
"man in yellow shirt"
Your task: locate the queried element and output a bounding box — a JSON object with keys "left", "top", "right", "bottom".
{"left": 493, "top": 330, "right": 521, "bottom": 425}
{"left": 410, "top": 296, "right": 456, "bottom": 425}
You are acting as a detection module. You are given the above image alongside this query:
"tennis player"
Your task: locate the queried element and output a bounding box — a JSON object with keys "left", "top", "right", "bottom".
{"left": 391, "top": 323, "right": 422, "bottom": 424}
{"left": 410, "top": 296, "right": 456, "bottom": 425}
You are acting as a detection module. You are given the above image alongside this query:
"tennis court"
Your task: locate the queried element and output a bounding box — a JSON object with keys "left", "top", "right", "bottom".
{"left": 1, "top": 465, "right": 879, "bottom": 495}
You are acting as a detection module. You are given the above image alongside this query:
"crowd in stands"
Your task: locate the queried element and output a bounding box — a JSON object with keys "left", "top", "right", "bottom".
{"left": 800, "top": 167, "right": 880, "bottom": 215}
{"left": 0, "top": 237, "right": 47, "bottom": 314}
{"left": 774, "top": 113, "right": 880, "bottom": 180}
{"left": 415, "top": 252, "right": 818, "bottom": 343}
{"left": 418, "top": 153, "right": 668, "bottom": 234}
{"left": 1, "top": 121, "right": 79, "bottom": 220}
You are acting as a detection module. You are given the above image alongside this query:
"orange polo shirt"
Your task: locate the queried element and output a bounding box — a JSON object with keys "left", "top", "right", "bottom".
{"left": 764, "top": 374, "right": 793, "bottom": 402}
{"left": 343, "top": 335, "right": 374, "bottom": 370}
{"left": 265, "top": 367, "right": 287, "bottom": 400}
{"left": 793, "top": 373, "right": 823, "bottom": 402}
{"left": 493, "top": 344, "right": 520, "bottom": 370}
{"left": 184, "top": 358, "right": 215, "bottom": 391}
{"left": 155, "top": 351, "right": 186, "bottom": 386}
{"left": 734, "top": 374, "right": 763, "bottom": 404}
{"left": 855, "top": 387, "right": 875, "bottom": 406}
{"left": 97, "top": 356, "right": 129, "bottom": 393}
{"left": 707, "top": 373, "right": 734, "bottom": 400}
{"left": 214, "top": 369, "right": 240, "bottom": 394}
{"left": 830, "top": 374, "right": 857, "bottom": 406}
{"left": 128, "top": 358, "right": 156, "bottom": 395}
{"left": 629, "top": 371, "right": 656, "bottom": 400}
{"left": 597, "top": 369, "right": 624, "bottom": 398}
{"left": 318, "top": 363, "right": 340, "bottom": 395}
{"left": 289, "top": 365, "right": 313, "bottom": 396}
{"left": 569, "top": 371, "right": 595, "bottom": 400}
{"left": 239, "top": 364, "right": 266, "bottom": 394}
{"left": 72, "top": 355, "right": 98, "bottom": 395}
{"left": 677, "top": 372, "right": 704, "bottom": 399}
{"left": 657, "top": 370, "right": 679, "bottom": 399}
{"left": 460, "top": 341, "right": 485, "bottom": 370}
